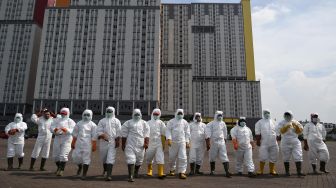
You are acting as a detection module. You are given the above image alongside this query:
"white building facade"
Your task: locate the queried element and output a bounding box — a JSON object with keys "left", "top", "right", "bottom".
{"left": 34, "top": 0, "right": 161, "bottom": 116}
{"left": 0, "top": 0, "right": 43, "bottom": 115}
{"left": 160, "top": 2, "right": 262, "bottom": 119}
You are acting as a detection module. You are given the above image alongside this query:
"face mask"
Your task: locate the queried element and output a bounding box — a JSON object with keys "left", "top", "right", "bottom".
{"left": 106, "top": 112, "right": 113, "bottom": 118}
{"left": 61, "top": 114, "right": 67, "bottom": 119}
{"left": 83, "top": 114, "right": 91, "bottom": 121}
{"left": 15, "top": 117, "right": 21, "bottom": 123}
{"left": 176, "top": 115, "right": 183, "bottom": 120}
{"left": 284, "top": 116, "right": 292, "bottom": 122}
{"left": 312, "top": 118, "right": 319, "bottom": 123}
{"left": 264, "top": 113, "right": 270, "bottom": 119}
{"left": 134, "top": 114, "right": 141, "bottom": 121}
{"left": 153, "top": 115, "right": 159, "bottom": 120}
{"left": 239, "top": 122, "right": 246, "bottom": 127}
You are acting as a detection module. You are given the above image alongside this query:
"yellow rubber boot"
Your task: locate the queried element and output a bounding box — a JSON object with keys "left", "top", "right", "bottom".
{"left": 147, "top": 163, "right": 153, "bottom": 176}
{"left": 269, "top": 162, "right": 278, "bottom": 175}
{"left": 257, "top": 161, "right": 265, "bottom": 175}
{"left": 158, "top": 164, "right": 166, "bottom": 179}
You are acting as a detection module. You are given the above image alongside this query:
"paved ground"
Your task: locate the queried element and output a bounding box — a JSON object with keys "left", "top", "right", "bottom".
{"left": 0, "top": 139, "right": 335, "bottom": 188}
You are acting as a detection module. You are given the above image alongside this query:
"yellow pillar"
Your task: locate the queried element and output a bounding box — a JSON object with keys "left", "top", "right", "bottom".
{"left": 241, "top": 0, "right": 256, "bottom": 81}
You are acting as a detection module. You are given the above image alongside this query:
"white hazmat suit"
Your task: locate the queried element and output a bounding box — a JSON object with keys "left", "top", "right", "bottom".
{"left": 166, "top": 109, "right": 190, "bottom": 179}
{"left": 30, "top": 112, "right": 54, "bottom": 171}
{"left": 97, "top": 106, "right": 121, "bottom": 181}
{"left": 72, "top": 110, "right": 97, "bottom": 165}
{"left": 145, "top": 108, "right": 166, "bottom": 178}
{"left": 255, "top": 109, "right": 279, "bottom": 175}
{"left": 303, "top": 114, "right": 329, "bottom": 173}
{"left": 205, "top": 111, "right": 231, "bottom": 177}
{"left": 230, "top": 118, "right": 255, "bottom": 177}
{"left": 121, "top": 109, "right": 150, "bottom": 182}
{"left": 276, "top": 111, "right": 305, "bottom": 176}
{"left": 51, "top": 107, "right": 76, "bottom": 176}
{"left": 188, "top": 112, "right": 206, "bottom": 175}
{"left": 71, "top": 109, "right": 97, "bottom": 179}
{"left": 5, "top": 113, "right": 27, "bottom": 170}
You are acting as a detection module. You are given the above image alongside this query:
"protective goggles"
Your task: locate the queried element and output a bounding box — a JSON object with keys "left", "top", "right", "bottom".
{"left": 83, "top": 113, "right": 91, "bottom": 117}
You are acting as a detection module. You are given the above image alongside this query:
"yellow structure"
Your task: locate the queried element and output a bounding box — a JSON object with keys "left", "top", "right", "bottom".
{"left": 241, "top": 0, "right": 256, "bottom": 81}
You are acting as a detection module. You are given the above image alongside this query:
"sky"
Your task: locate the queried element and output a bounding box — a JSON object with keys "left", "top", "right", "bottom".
{"left": 162, "top": 0, "right": 336, "bottom": 123}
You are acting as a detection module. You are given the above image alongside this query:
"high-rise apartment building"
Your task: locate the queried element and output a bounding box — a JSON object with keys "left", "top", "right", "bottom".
{"left": 0, "top": 0, "right": 47, "bottom": 115}
{"left": 34, "top": 0, "right": 161, "bottom": 116}
{"left": 160, "top": 0, "right": 262, "bottom": 119}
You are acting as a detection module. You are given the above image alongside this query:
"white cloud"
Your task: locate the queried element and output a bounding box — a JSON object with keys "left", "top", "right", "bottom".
{"left": 252, "top": 3, "right": 291, "bottom": 26}
{"left": 253, "top": 0, "right": 336, "bottom": 122}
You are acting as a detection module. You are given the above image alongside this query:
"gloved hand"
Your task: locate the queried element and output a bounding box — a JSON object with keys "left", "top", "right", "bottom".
{"left": 161, "top": 135, "right": 166, "bottom": 151}
{"left": 53, "top": 128, "right": 59, "bottom": 134}
{"left": 256, "top": 135, "right": 261, "bottom": 147}
{"left": 122, "top": 137, "right": 127, "bottom": 151}
{"left": 61, "top": 127, "right": 67, "bottom": 133}
{"left": 251, "top": 141, "right": 255, "bottom": 149}
{"left": 232, "top": 138, "right": 239, "bottom": 150}
{"left": 92, "top": 140, "right": 97, "bottom": 152}
{"left": 303, "top": 140, "right": 309, "bottom": 151}
{"left": 186, "top": 142, "right": 190, "bottom": 149}
{"left": 144, "top": 137, "right": 149, "bottom": 150}
{"left": 71, "top": 137, "right": 77, "bottom": 149}
{"left": 206, "top": 138, "right": 211, "bottom": 151}
{"left": 8, "top": 129, "right": 15, "bottom": 135}
{"left": 167, "top": 139, "right": 172, "bottom": 147}
{"left": 115, "top": 137, "right": 120, "bottom": 148}
{"left": 99, "top": 133, "right": 109, "bottom": 142}
{"left": 280, "top": 123, "right": 292, "bottom": 134}
{"left": 292, "top": 122, "right": 303, "bottom": 134}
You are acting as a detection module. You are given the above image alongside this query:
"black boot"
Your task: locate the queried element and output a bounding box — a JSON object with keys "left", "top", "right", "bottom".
{"left": 40, "top": 158, "right": 47, "bottom": 171}
{"left": 102, "top": 163, "right": 107, "bottom": 177}
{"left": 189, "top": 163, "right": 195, "bottom": 176}
{"left": 210, "top": 162, "right": 215, "bottom": 175}
{"left": 6, "top": 157, "right": 14, "bottom": 171}
{"left": 18, "top": 157, "right": 23, "bottom": 169}
{"left": 320, "top": 161, "right": 329, "bottom": 173}
{"left": 81, "top": 164, "right": 89, "bottom": 180}
{"left": 295, "top": 162, "right": 306, "bottom": 177}
{"left": 248, "top": 172, "right": 257, "bottom": 178}
{"left": 195, "top": 164, "right": 204, "bottom": 175}
{"left": 134, "top": 165, "right": 141, "bottom": 178}
{"left": 77, "top": 164, "right": 83, "bottom": 176}
{"left": 105, "top": 164, "right": 113, "bottom": 181}
{"left": 312, "top": 164, "right": 320, "bottom": 174}
{"left": 29, "top": 158, "right": 36, "bottom": 171}
{"left": 128, "top": 164, "right": 135, "bottom": 182}
{"left": 223, "top": 162, "right": 232, "bottom": 178}
{"left": 55, "top": 161, "right": 61, "bottom": 174}
{"left": 57, "top": 162, "right": 66, "bottom": 176}
{"left": 284, "top": 162, "right": 290, "bottom": 176}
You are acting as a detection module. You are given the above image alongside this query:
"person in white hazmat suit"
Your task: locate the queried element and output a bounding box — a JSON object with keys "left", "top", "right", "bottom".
{"left": 5, "top": 113, "right": 27, "bottom": 170}
{"left": 255, "top": 109, "right": 279, "bottom": 175}
{"left": 29, "top": 108, "right": 55, "bottom": 171}
{"left": 230, "top": 117, "right": 256, "bottom": 178}
{"left": 188, "top": 112, "right": 206, "bottom": 176}
{"left": 51, "top": 107, "right": 76, "bottom": 176}
{"left": 303, "top": 113, "right": 329, "bottom": 174}
{"left": 96, "top": 106, "right": 121, "bottom": 181}
{"left": 121, "top": 109, "right": 150, "bottom": 182}
{"left": 71, "top": 109, "right": 97, "bottom": 180}
{"left": 145, "top": 108, "right": 166, "bottom": 179}
{"left": 166, "top": 109, "right": 190, "bottom": 179}
{"left": 205, "top": 111, "right": 231, "bottom": 178}
{"left": 276, "top": 111, "right": 305, "bottom": 177}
